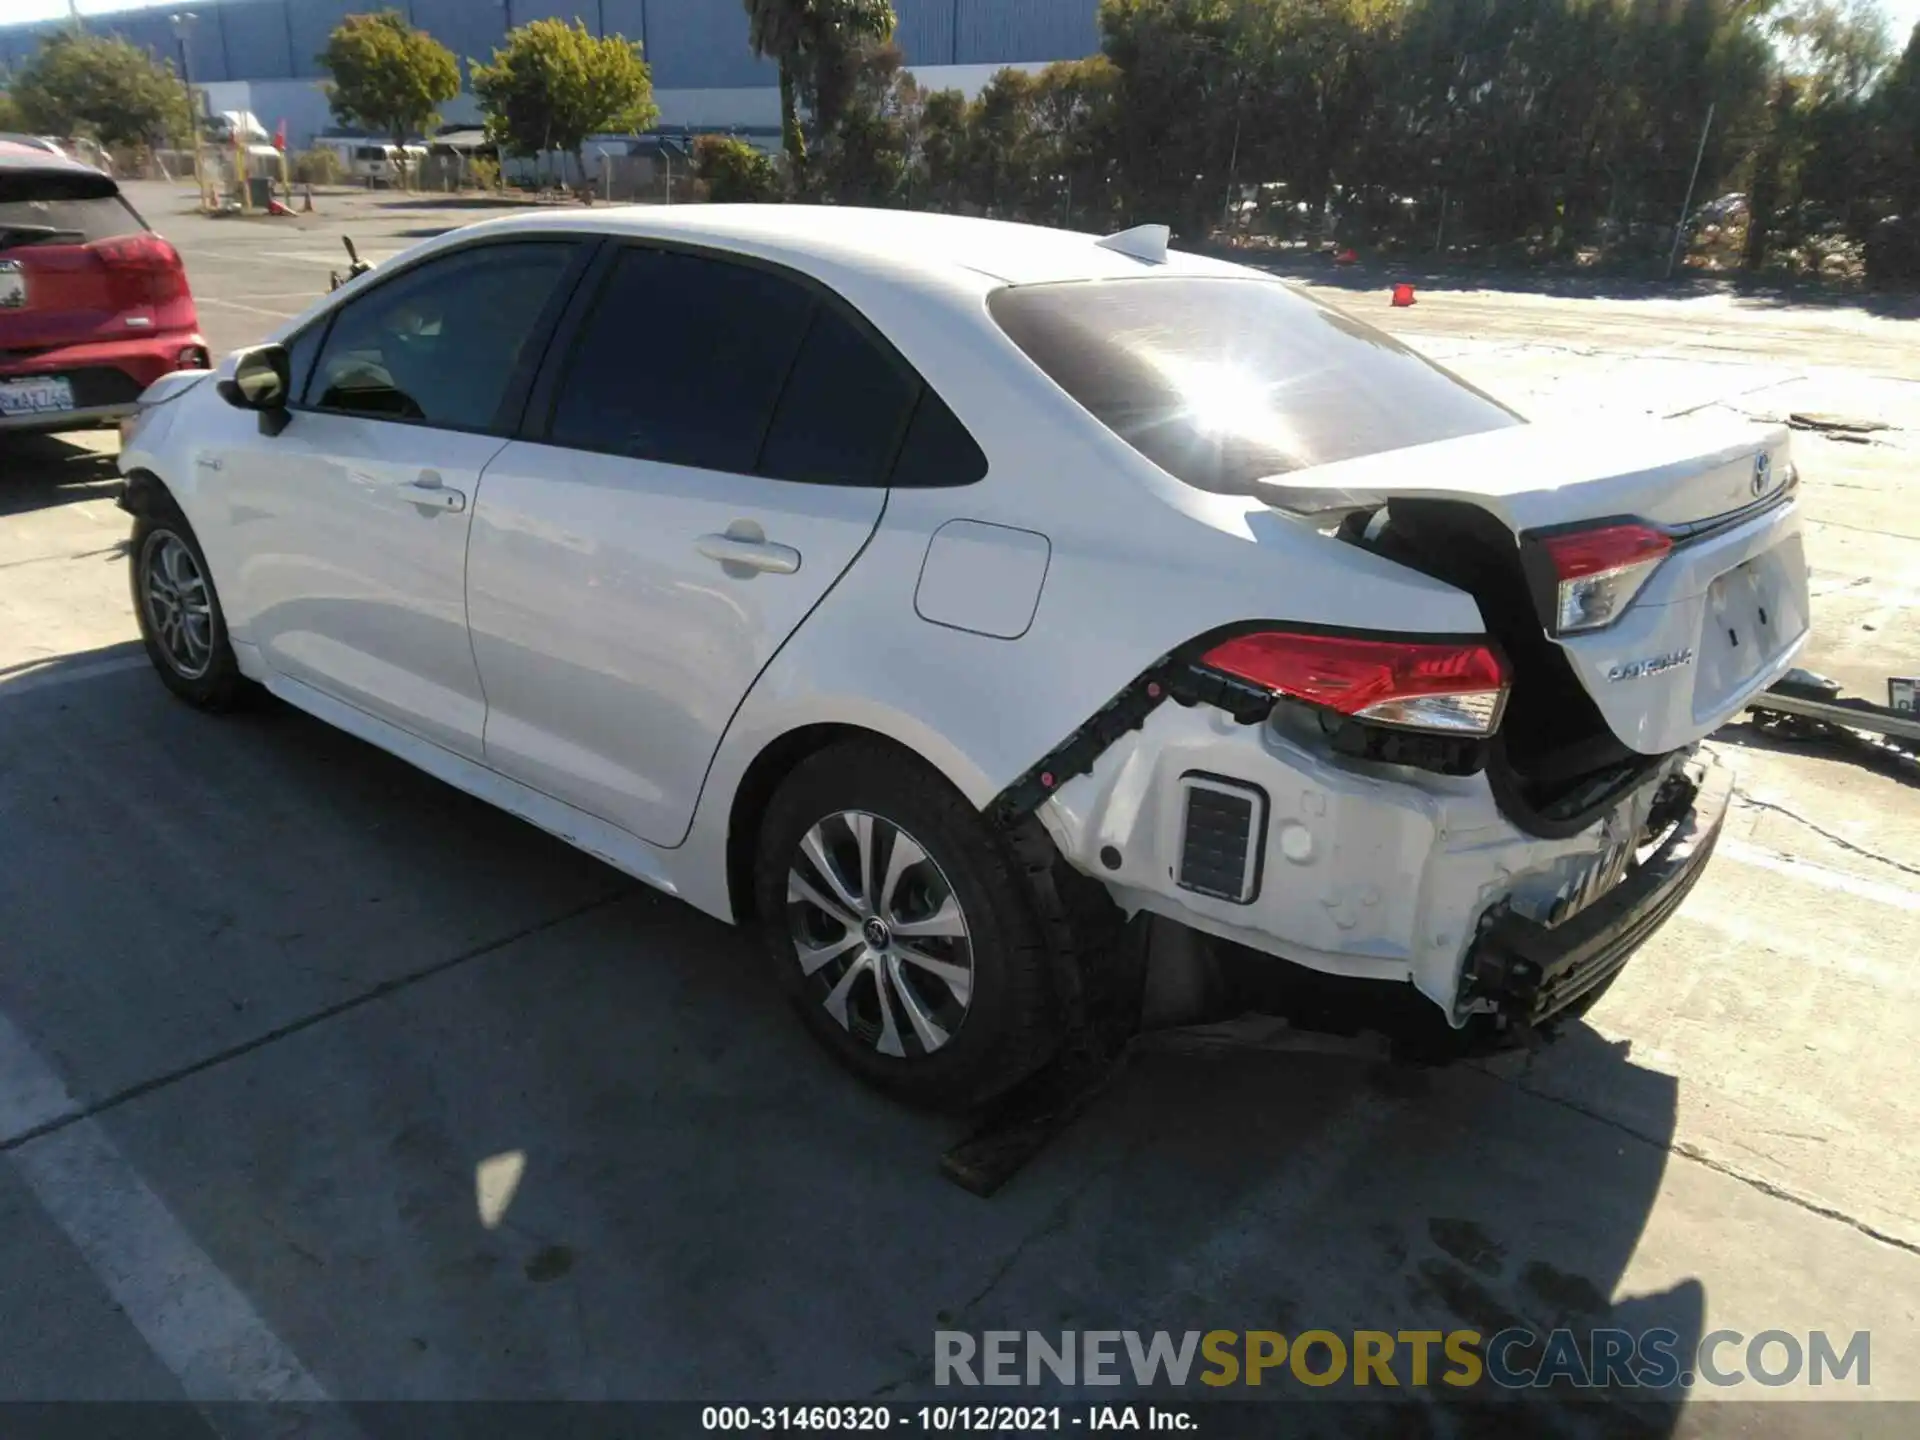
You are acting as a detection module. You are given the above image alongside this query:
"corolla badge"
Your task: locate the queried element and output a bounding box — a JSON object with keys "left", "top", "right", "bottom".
{"left": 1752, "top": 451, "right": 1772, "bottom": 496}
{"left": 1608, "top": 649, "right": 1695, "bottom": 682}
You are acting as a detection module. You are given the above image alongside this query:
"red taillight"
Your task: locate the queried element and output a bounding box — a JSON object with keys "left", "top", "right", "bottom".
{"left": 92, "top": 231, "right": 190, "bottom": 307}
{"left": 1538, "top": 522, "right": 1671, "bottom": 633}
{"left": 1202, "top": 631, "right": 1510, "bottom": 735}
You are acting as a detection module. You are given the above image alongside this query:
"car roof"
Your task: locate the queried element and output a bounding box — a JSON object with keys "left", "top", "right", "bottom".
{"left": 0, "top": 137, "right": 111, "bottom": 179}
{"left": 456, "top": 204, "right": 1255, "bottom": 289}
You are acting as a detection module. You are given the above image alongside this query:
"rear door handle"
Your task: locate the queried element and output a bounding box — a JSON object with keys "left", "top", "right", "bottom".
{"left": 399, "top": 470, "right": 466, "bottom": 514}
{"left": 696, "top": 533, "right": 801, "bottom": 575}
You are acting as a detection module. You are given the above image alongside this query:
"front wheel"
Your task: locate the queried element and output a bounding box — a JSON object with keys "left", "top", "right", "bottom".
{"left": 130, "top": 501, "right": 246, "bottom": 711}
{"left": 754, "top": 741, "right": 1065, "bottom": 1111}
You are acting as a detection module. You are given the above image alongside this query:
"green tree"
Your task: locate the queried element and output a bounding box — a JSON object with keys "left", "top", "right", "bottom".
{"left": 0, "top": 91, "right": 23, "bottom": 133}
{"left": 317, "top": 10, "right": 459, "bottom": 180}
{"left": 471, "top": 19, "right": 657, "bottom": 189}
{"left": 813, "top": 40, "right": 915, "bottom": 203}
{"left": 694, "top": 133, "right": 782, "bottom": 200}
{"left": 915, "top": 87, "right": 972, "bottom": 210}
{"left": 743, "top": 0, "right": 896, "bottom": 186}
{"left": 744, "top": 0, "right": 812, "bottom": 176}
{"left": 10, "top": 30, "right": 192, "bottom": 149}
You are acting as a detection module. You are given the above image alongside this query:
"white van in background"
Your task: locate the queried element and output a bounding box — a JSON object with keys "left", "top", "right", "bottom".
{"left": 315, "top": 139, "right": 424, "bottom": 187}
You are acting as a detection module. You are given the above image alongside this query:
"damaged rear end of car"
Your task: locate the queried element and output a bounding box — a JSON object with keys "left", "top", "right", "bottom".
{"left": 990, "top": 271, "right": 1806, "bottom": 1040}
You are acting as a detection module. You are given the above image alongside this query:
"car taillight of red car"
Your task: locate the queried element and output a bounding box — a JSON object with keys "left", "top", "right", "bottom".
{"left": 91, "top": 230, "right": 196, "bottom": 320}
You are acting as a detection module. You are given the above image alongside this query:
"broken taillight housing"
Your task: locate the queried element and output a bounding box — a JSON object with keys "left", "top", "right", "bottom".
{"left": 1538, "top": 522, "right": 1671, "bottom": 634}
{"left": 1201, "top": 631, "right": 1510, "bottom": 735}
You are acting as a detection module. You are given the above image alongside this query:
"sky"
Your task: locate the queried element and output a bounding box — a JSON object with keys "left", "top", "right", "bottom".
{"left": 0, "top": 0, "right": 1916, "bottom": 53}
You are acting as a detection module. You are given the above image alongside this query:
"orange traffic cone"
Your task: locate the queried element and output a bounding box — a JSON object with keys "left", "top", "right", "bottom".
{"left": 1391, "top": 283, "right": 1416, "bottom": 307}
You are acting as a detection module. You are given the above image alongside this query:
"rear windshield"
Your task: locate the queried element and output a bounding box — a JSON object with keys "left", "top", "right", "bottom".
{"left": 988, "top": 277, "right": 1523, "bottom": 492}
{"left": 0, "top": 170, "right": 145, "bottom": 244}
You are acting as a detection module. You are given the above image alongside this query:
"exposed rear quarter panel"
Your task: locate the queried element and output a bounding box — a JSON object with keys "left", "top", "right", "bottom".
{"left": 679, "top": 279, "right": 1488, "bottom": 920}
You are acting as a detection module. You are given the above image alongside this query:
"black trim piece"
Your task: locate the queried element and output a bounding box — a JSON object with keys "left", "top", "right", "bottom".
{"left": 1321, "top": 709, "right": 1489, "bottom": 776}
{"left": 497, "top": 235, "right": 606, "bottom": 438}
{"left": 988, "top": 661, "right": 1180, "bottom": 826}
{"left": 1464, "top": 760, "right": 1728, "bottom": 1027}
{"left": 521, "top": 237, "right": 623, "bottom": 442}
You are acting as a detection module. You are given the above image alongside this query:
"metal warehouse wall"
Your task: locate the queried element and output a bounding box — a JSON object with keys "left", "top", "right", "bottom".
{"left": 0, "top": 0, "right": 1100, "bottom": 93}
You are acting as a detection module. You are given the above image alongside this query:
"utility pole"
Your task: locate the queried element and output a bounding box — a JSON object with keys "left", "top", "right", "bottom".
{"left": 171, "top": 13, "right": 210, "bottom": 213}
{"left": 1666, "top": 102, "right": 1715, "bottom": 281}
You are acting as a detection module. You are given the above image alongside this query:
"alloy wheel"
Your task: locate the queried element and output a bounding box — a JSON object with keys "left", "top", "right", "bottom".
{"left": 140, "top": 530, "right": 214, "bottom": 680}
{"left": 785, "top": 810, "right": 975, "bottom": 1059}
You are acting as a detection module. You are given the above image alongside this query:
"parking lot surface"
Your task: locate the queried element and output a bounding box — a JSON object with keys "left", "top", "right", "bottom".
{"left": 2, "top": 184, "right": 1917, "bottom": 1429}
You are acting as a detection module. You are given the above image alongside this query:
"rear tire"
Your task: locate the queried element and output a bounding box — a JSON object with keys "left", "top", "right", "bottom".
{"left": 129, "top": 496, "right": 246, "bottom": 712}
{"left": 754, "top": 740, "right": 1064, "bottom": 1111}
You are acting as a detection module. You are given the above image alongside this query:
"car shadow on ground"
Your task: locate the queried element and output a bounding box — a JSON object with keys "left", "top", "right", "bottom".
{"left": 0, "top": 432, "right": 122, "bottom": 518}
{"left": 0, "top": 645, "right": 1700, "bottom": 1428}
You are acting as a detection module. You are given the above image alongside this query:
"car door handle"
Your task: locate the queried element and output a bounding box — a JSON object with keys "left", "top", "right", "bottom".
{"left": 696, "top": 534, "right": 801, "bottom": 575}
{"left": 398, "top": 472, "right": 466, "bottom": 514}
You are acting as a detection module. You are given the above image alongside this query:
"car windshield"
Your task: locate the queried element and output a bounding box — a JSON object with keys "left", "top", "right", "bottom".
{"left": 988, "top": 276, "right": 1524, "bottom": 492}
{"left": 0, "top": 170, "right": 144, "bottom": 245}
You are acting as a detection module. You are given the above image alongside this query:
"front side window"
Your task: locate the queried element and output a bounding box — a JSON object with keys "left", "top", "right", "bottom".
{"left": 307, "top": 241, "right": 575, "bottom": 430}
{"left": 988, "top": 278, "right": 1523, "bottom": 493}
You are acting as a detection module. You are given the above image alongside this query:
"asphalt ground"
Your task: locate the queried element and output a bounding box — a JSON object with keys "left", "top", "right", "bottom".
{"left": 0, "top": 184, "right": 1915, "bottom": 1432}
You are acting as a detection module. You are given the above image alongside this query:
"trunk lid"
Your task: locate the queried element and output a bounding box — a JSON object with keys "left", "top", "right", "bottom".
{"left": 1260, "top": 414, "right": 1811, "bottom": 760}
{"left": 1254, "top": 412, "right": 1789, "bottom": 533}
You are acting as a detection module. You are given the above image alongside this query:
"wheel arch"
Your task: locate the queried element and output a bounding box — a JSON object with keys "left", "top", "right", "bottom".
{"left": 117, "top": 466, "right": 177, "bottom": 520}
{"left": 722, "top": 720, "right": 987, "bottom": 926}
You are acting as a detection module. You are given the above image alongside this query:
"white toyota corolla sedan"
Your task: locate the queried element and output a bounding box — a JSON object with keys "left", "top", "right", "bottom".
{"left": 117, "top": 206, "right": 1810, "bottom": 1107}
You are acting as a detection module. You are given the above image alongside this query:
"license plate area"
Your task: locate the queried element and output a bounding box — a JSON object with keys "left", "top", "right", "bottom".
{"left": 0, "top": 375, "right": 75, "bottom": 416}
{"left": 1694, "top": 541, "right": 1804, "bottom": 722}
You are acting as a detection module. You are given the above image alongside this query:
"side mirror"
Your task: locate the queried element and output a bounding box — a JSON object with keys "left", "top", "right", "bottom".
{"left": 217, "top": 344, "right": 293, "bottom": 435}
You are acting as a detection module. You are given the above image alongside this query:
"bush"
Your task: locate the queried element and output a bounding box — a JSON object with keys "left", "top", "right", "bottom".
{"left": 693, "top": 134, "right": 781, "bottom": 202}
{"left": 468, "top": 154, "right": 501, "bottom": 191}
{"left": 289, "top": 147, "right": 343, "bottom": 185}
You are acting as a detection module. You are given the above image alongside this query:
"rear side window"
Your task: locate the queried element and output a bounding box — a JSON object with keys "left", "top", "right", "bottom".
{"left": 988, "top": 278, "right": 1522, "bottom": 493}
{"left": 0, "top": 170, "right": 145, "bottom": 245}
{"left": 548, "top": 244, "right": 985, "bottom": 487}
{"left": 890, "top": 388, "right": 988, "bottom": 488}
{"left": 550, "top": 246, "right": 815, "bottom": 472}
{"left": 758, "top": 302, "right": 917, "bottom": 485}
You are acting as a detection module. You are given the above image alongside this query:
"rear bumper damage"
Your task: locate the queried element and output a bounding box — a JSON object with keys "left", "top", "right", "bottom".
{"left": 1461, "top": 756, "right": 1729, "bottom": 1026}
{"left": 1036, "top": 698, "right": 1720, "bottom": 1027}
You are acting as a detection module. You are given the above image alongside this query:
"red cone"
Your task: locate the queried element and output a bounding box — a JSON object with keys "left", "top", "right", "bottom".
{"left": 1391, "top": 283, "right": 1416, "bottom": 307}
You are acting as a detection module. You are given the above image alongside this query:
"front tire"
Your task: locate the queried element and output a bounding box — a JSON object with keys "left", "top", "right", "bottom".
{"left": 130, "top": 499, "right": 245, "bottom": 711}
{"left": 754, "top": 740, "right": 1064, "bottom": 1111}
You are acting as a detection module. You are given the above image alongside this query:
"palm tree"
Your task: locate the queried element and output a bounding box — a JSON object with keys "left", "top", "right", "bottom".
{"left": 743, "top": 0, "right": 810, "bottom": 178}
{"left": 744, "top": 0, "right": 896, "bottom": 185}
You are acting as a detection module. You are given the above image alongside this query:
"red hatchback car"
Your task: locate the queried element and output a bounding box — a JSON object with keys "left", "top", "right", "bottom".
{"left": 0, "top": 141, "right": 209, "bottom": 433}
